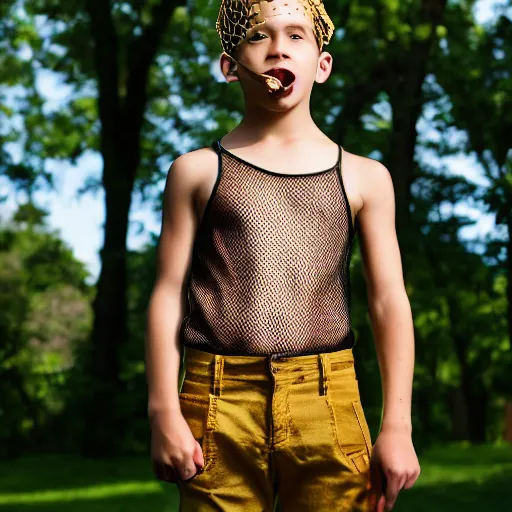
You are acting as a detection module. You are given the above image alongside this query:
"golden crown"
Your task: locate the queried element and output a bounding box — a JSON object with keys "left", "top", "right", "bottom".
{"left": 216, "top": 0, "right": 335, "bottom": 57}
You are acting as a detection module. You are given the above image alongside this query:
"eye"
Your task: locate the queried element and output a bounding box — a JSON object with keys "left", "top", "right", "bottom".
{"left": 248, "top": 32, "right": 267, "bottom": 42}
{"left": 290, "top": 34, "right": 303, "bottom": 40}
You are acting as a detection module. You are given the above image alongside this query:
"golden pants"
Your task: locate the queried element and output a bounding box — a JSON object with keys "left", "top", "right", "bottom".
{"left": 177, "top": 346, "right": 374, "bottom": 511}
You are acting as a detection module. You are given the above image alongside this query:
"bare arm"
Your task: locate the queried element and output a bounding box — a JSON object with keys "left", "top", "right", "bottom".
{"left": 145, "top": 152, "right": 212, "bottom": 482}
{"left": 356, "top": 157, "right": 420, "bottom": 511}
{"left": 357, "top": 159, "right": 414, "bottom": 432}
{"left": 145, "top": 154, "right": 198, "bottom": 418}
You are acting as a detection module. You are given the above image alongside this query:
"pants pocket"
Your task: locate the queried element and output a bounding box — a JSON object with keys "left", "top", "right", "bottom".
{"left": 327, "top": 383, "right": 372, "bottom": 474}
{"left": 352, "top": 400, "right": 372, "bottom": 454}
{"left": 178, "top": 392, "right": 218, "bottom": 472}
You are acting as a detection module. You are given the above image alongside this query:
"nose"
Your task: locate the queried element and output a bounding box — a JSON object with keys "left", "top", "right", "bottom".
{"left": 267, "top": 33, "right": 291, "bottom": 61}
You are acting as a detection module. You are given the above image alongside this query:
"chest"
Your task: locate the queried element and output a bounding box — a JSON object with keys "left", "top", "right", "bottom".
{"left": 194, "top": 162, "right": 352, "bottom": 239}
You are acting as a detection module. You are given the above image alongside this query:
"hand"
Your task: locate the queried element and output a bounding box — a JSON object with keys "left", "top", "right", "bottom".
{"left": 370, "top": 426, "right": 421, "bottom": 511}
{"left": 149, "top": 408, "right": 205, "bottom": 484}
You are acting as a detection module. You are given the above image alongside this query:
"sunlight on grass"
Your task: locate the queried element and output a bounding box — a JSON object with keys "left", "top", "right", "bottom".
{"left": 413, "top": 442, "right": 512, "bottom": 485}
{"left": 0, "top": 444, "right": 510, "bottom": 511}
{"left": 0, "top": 481, "right": 161, "bottom": 505}
{"left": 416, "top": 462, "right": 510, "bottom": 485}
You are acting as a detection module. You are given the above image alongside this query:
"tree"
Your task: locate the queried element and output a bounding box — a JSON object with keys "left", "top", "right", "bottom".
{"left": 6, "top": 0, "right": 505, "bottom": 455}
{"left": 436, "top": 10, "right": 512, "bottom": 347}
{"left": 20, "top": 0, "right": 193, "bottom": 454}
{"left": 0, "top": 204, "right": 91, "bottom": 456}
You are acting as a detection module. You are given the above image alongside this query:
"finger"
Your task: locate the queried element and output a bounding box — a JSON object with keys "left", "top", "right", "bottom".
{"left": 376, "top": 495, "right": 386, "bottom": 512}
{"left": 182, "top": 440, "right": 206, "bottom": 481}
{"left": 403, "top": 468, "right": 421, "bottom": 489}
{"left": 367, "top": 485, "right": 383, "bottom": 512}
{"left": 384, "top": 473, "right": 405, "bottom": 510}
{"left": 182, "top": 460, "right": 205, "bottom": 482}
{"left": 193, "top": 439, "right": 205, "bottom": 472}
{"left": 176, "top": 451, "right": 203, "bottom": 482}
{"left": 367, "top": 471, "right": 378, "bottom": 511}
{"left": 369, "top": 462, "right": 386, "bottom": 511}
{"left": 370, "top": 460, "right": 385, "bottom": 494}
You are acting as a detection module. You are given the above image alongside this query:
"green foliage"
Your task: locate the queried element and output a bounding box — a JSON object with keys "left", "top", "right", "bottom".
{"left": 0, "top": 206, "right": 92, "bottom": 456}
{"left": 0, "top": 0, "right": 510, "bottom": 456}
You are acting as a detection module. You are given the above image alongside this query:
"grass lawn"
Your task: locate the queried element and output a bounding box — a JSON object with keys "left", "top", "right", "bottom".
{"left": 0, "top": 443, "right": 510, "bottom": 511}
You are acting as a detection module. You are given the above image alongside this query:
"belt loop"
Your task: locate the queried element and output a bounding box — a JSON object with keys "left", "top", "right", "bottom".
{"left": 318, "top": 353, "right": 329, "bottom": 396}
{"left": 212, "top": 354, "right": 224, "bottom": 396}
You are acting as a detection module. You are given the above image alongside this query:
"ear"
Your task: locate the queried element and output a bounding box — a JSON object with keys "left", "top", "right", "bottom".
{"left": 220, "top": 52, "right": 240, "bottom": 83}
{"left": 315, "top": 52, "right": 333, "bottom": 84}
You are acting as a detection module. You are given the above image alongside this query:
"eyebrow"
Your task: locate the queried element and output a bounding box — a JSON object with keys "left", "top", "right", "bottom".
{"left": 255, "top": 22, "right": 312, "bottom": 35}
{"left": 284, "top": 23, "right": 308, "bottom": 32}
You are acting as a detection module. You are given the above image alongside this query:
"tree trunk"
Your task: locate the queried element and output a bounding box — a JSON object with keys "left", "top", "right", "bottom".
{"left": 387, "top": 91, "right": 420, "bottom": 239}
{"left": 451, "top": 324, "right": 489, "bottom": 444}
{"left": 386, "top": 0, "right": 447, "bottom": 241}
{"left": 459, "top": 360, "right": 488, "bottom": 443}
{"left": 467, "top": 391, "right": 488, "bottom": 443}
{"left": 82, "top": 156, "right": 134, "bottom": 455}
{"left": 81, "top": 0, "right": 178, "bottom": 456}
{"left": 450, "top": 387, "right": 470, "bottom": 441}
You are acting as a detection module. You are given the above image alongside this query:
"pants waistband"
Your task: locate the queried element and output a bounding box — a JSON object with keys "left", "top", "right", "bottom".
{"left": 183, "top": 346, "right": 355, "bottom": 397}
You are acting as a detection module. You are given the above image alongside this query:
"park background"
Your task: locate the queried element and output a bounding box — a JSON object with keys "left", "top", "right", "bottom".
{"left": 1, "top": 0, "right": 511, "bottom": 510}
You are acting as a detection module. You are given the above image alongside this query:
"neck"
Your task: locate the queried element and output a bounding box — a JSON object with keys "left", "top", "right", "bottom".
{"left": 236, "top": 98, "right": 321, "bottom": 146}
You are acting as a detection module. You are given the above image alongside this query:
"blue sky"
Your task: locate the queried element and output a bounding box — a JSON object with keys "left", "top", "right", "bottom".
{"left": 0, "top": 0, "right": 507, "bottom": 284}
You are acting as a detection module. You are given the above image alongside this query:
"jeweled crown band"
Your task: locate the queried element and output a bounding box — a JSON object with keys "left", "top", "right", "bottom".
{"left": 216, "top": 0, "right": 335, "bottom": 58}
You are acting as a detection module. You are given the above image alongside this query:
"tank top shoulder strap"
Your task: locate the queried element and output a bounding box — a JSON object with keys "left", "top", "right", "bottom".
{"left": 211, "top": 140, "right": 221, "bottom": 155}
{"left": 335, "top": 144, "right": 355, "bottom": 239}
{"left": 211, "top": 140, "right": 223, "bottom": 178}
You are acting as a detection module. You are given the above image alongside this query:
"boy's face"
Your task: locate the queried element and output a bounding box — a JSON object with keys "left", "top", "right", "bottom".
{"left": 220, "top": 0, "right": 333, "bottom": 110}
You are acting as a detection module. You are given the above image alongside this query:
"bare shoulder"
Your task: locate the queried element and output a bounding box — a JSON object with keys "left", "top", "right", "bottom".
{"left": 162, "top": 147, "right": 218, "bottom": 218}
{"left": 166, "top": 146, "right": 217, "bottom": 190}
{"left": 157, "top": 145, "right": 218, "bottom": 286}
{"left": 342, "top": 150, "right": 403, "bottom": 296}
{"left": 174, "top": 146, "right": 218, "bottom": 170}
{"left": 341, "top": 148, "right": 393, "bottom": 216}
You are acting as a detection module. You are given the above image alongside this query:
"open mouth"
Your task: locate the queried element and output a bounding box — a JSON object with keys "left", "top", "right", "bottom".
{"left": 263, "top": 68, "right": 296, "bottom": 89}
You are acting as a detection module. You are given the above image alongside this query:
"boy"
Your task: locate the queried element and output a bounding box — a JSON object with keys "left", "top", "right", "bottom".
{"left": 145, "top": 0, "right": 420, "bottom": 510}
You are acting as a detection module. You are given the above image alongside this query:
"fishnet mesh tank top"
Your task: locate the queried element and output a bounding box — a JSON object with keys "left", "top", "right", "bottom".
{"left": 179, "top": 139, "right": 357, "bottom": 357}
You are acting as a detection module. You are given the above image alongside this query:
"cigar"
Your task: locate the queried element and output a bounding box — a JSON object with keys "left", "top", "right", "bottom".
{"left": 227, "top": 57, "right": 293, "bottom": 94}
